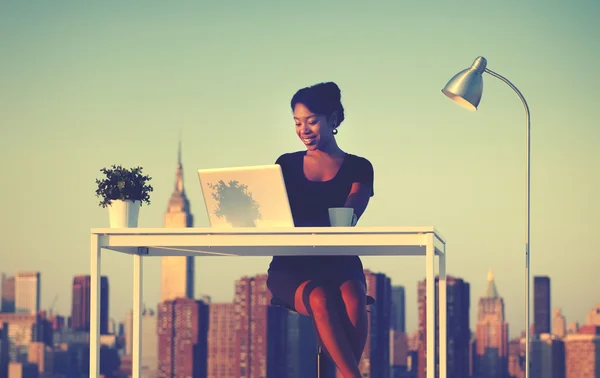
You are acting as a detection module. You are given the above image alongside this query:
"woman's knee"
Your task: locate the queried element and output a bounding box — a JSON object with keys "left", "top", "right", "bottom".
{"left": 294, "top": 280, "right": 334, "bottom": 317}
{"left": 340, "top": 281, "right": 367, "bottom": 317}
{"left": 307, "top": 286, "right": 331, "bottom": 316}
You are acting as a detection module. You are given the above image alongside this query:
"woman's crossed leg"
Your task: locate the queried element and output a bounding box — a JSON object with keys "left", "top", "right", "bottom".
{"left": 293, "top": 279, "right": 368, "bottom": 378}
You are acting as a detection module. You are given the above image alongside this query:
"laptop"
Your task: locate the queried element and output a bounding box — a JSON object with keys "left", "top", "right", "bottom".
{"left": 197, "top": 164, "right": 295, "bottom": 228}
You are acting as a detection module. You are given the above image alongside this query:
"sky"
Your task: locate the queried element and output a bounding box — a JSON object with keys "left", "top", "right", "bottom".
{"left": 1, "top": 1, "right": 599, "bottom": 336}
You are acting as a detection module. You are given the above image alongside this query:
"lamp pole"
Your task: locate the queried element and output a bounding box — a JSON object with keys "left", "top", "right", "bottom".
{"left": 441, "top": 57, "right": 531, "bottom": 378}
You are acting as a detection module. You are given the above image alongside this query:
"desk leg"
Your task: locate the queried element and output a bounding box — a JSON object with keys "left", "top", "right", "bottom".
{"left": 438, "top": 245, "right": 447, "bottom": 378}
{"left": 89, "top": 234, "right": 100, "bottom": 378}
{"left": 426, "top": 234, "right": 436, "bottom": 378}
{"left": 133, "top": 254, "right": 143, "bottom": 378}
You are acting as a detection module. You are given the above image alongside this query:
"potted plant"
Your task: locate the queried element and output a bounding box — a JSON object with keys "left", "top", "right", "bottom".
{"left": 95, "top": 164, "right": 154, "bottom": 228}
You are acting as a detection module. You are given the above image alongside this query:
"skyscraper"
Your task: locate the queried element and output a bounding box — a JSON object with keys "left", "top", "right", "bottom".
{"left": 585, "top": 303, "right": 600, "bottom": 326}
{"left": 391, "top": 286, "right": 406, "bottom": 332}
{"left": 474, "top": 270, "right": 509, "bottom": 378}
{"left": 161, "top": 141, "right": 195, "bottom": 302}
{"left": 507, "top": 337, "right": 525, "bottom": 378}
{"left": 141, "top": 309, "right": 158, "bottom": 377}
{"left": 553, "top": 308, "right": 567, "bottom": 338}
{"left": 207, "top": 303, "right": 236, "bottom": 378}
{"left": 0, "top": 324, "right": 9, "bottom": 378}
{"left": 124, "top": 310, "right": 133, "bottom": 356}
{"left": 361, "top": 270, "right": 392, "bottom": 378}
{"left": 564, "top": 325, "right": 600, "bottom": 377}
{"left": 124, "top": 308, "right": 158, "bottom": 375}
{"left": 233, "top": 274, "right": 289, "bottom": 378}
{"left": 530, "top": 333, "right": 565, "bottom": 378}
{"left": 418, "top": 275, "right": 470, "bottom": 378}
{"left": 1, "top": 275, "right": 15, "bottom": 313}
{"left": 390, "top": 285, "right": 408, "bottom": 378}
{"left": 71, "top": 275, "right": 109, "bottom": 334}
{"left": 285, "top": 311, "right": 317, "bottom": 378}
{"left": 534, "top": 276, "right": 551, "bottom": 335}
{"left": 157, "top": 298, "right": 209, "bottom": 378}
{"left": 234, "top": 276, "right": 252, "bottom": 378}
{"left": 14, "top": 272, "right": 40, "bottom": 314}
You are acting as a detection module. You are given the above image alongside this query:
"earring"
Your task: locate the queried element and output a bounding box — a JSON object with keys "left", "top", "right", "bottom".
{"left": 332, "top": 128, "right": 338, "bottom": 135}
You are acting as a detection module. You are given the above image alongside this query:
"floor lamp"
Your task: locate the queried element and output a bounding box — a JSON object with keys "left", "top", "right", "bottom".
{"left": 441, "top": 56, "right": 531, "bottom": 378}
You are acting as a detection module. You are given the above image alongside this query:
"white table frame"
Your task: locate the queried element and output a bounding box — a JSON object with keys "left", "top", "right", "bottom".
{"left": 89, "top": 226, "right": 447, "bottom": 378}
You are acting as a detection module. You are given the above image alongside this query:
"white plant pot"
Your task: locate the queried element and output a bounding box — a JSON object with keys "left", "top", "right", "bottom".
{"left": 108, "top": 200, "right": 141, "bottom": 228}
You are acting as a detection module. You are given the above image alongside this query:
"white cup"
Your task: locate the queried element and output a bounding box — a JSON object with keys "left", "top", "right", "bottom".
{"left": 328, "top": 207, "right": 358, "bottom": 227}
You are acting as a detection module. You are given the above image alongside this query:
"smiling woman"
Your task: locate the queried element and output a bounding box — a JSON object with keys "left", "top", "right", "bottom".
{"left": 266, "top": 82, "right": 375, "bottom": 378}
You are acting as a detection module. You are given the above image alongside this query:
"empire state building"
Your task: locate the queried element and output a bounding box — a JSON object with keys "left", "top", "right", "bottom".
{"left": 161, "top": 142, "right": 194, "bottom": 302}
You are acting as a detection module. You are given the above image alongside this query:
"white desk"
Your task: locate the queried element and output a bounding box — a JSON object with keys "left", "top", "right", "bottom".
{"left": 89, "top": 226, "right": 447, "bottom": 378}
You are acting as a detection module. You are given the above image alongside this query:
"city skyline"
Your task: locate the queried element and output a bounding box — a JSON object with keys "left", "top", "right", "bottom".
{"left": 1, "top": 0, "right": 599, "bottom": 336}
{"left": 3, "top": 266, "right": 599, "bottom": 377}
{"left": 2, "top": 267, "right": 596, "bottom": 341}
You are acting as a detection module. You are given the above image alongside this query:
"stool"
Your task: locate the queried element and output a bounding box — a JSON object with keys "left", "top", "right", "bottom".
{"left": 270, "top": 295, "right": 376, "bottom": 378}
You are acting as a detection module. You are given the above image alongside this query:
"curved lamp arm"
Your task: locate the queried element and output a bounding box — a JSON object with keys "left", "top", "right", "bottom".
{"left": 484, "top": 68, "right": 531, "bottom": 131}
{"left": 485, "top": 66, "right": 532, "bottom": 378}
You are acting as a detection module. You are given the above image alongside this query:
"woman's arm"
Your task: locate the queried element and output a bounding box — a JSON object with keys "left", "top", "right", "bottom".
{"left": 344, "top": 182, "right": 372, "bottom": 220}
{"left": 296, "top": 183, "right": 371, "bottom": 227}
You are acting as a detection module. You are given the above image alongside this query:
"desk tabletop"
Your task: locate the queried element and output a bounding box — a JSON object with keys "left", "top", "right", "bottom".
{"left": 92, "top": 226, "right": 446, "bottom": 257}
{"left": 92, "top": 226, "right": 444, "bottom": 237}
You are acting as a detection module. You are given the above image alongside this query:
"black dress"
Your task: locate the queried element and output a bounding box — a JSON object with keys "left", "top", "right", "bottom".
{"left": 266, "top": 150, "right": 375, "bottom": 311}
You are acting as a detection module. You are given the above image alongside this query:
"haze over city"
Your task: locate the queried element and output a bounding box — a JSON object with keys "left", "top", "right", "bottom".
{"left": 1, "top": 0, "right": 599, "bottom": 339}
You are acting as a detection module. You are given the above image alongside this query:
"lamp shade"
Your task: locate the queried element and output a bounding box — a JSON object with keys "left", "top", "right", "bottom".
{"left": 442, "top": 56, "right": 488, "bottom": 110}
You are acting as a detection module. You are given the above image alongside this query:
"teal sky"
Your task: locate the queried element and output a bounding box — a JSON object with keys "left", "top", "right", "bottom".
{"left": 1, "top": 1, "right": 598, "bottom": 336}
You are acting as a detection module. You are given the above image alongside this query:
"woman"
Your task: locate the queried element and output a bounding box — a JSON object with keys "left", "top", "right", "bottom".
{"left": 266, "top": 81, "right": 374, "bottom": 378}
